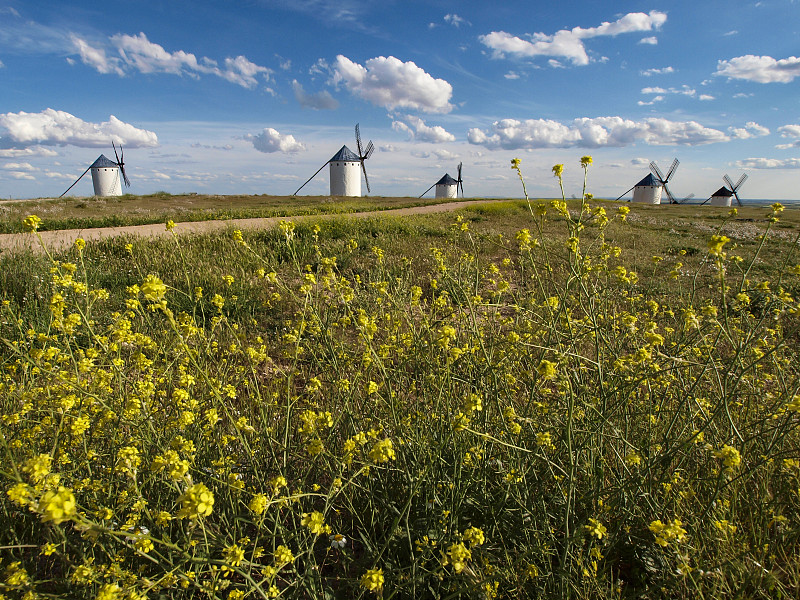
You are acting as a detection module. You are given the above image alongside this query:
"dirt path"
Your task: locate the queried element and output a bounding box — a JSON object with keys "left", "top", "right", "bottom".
{"left": 0, "top": 199, "right": 504, "bottom": 253}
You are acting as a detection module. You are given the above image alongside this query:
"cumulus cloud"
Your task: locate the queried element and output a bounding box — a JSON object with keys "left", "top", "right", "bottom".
{"left": 699, "top": 94, "right": 715, "bottom": 101}
{"left": 70, "top": 32, "right": 272, "bottom": 88}
{"left": 0, "top": 109, "right": 159, "bottom": 149}
{"left": 245, "top": 128, "right": 305, "bottom": 154}
{"left": 467, "top": 116, "right": 728, "bottom": 150}
{"left": 728, "top": 122, "right": 770, "bottom": 139}
{"left": 642, "top": 85, "right": 696, "bottom": 97}
{"left": 392, "top": 116, "right": 455, "bottom": 143}
{"left": 631, "top": 157, "right": 651, "bottom": 166}
{"left": 641, "top": 66, "right": 675, "bottom": 76}
{"left": 715, "top": 55, "right": 800, "bottom": 83}
{"left": 778, "top": 124, "right": 800, "bottom": 138}
{"left": 7, "top": 171, "right": 35, "bottom": 180}
{"left": 1, "top": 162, "right": 35, "bottom": 171}
{"left": 639, "top": 36, "right": 658, "bottom": 45}
{"left": 411, "top": 148, "right": 459, "bottom": 160}
{"left": 292, "top": 80, "right": 339, "bottom": 110}
{"left": 479, "top": 10, "right": 666, "bottom": 66}
{"left": 332, "top": 55, "right": 453, "bottom": 113}
{"left": 444, "top": 14, "right": 470, "bottom": 27}
{"left": 736, "top": 157, "right": 800, "bottom": 169}
{"left": 0, "top": 146, "right": 58, "bottom": 158}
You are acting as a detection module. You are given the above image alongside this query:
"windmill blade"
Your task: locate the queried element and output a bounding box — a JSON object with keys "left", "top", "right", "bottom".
{"left": 120, "top": 146, "right": 130, "bottom": 187}
{"left": 663, "top": 183, "right": 677, "bottom": 204}
{"left": 650, "top": 161, "right": 665, "bottom": 183}
{"left": 355, "top": 123, "right": 363, "bottom": 157}
{"left": 112, "top": 142, "right": 131, "bottom": 187}
{"left": 364, "top": 140, "right": 374, "bottom": 160}
{"left": 361, "top": 160, "right": 371, "bottom": 194}
{"left": 733, "top": 173, "right": 748, "bottom": 192}
{"left": 293, "top": 161, "right": 328, "bottom": 195}
{"left": 734, "top": 191, "right": 743, "bottom": 207}
{"left": 59, "top": 165, "right": 93, "bottom": 198}
{"left": 615, "top": 186, "right": 635, "bottom": 201}
{"left": 679, "top": 193, "right": 695, "bottom": 204}
{"left": 457, "top": 163, "right": 463, "bottom": 197}
{"left": 665, "top": 158, "right": 679, "bottom": 182}
{"left": 723, "top": 174, "right": 735, "bottom": 192}
{"left": 419, "top": 182, "right": 436, "bottom": 198}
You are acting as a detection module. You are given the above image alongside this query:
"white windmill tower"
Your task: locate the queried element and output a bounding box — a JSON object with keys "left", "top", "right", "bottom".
{"left": 704, "top": 173, "right": 748, "bottom": 207}
{"left": 419, "top": 163, "right": 464, "bottom": 199}
{"left": 294, "top": 124, "right": 374, "bottom": 197}
{"left": 60, "top": 142, "right": 131, "bottom": 198}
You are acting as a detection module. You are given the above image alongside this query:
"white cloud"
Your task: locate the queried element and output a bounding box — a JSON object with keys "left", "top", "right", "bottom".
{"left": 641, "top": 85, "right": 696, "bottom": 97}
{"left": 392, "top": 116, "right": 455, "bottom": 143}
{"left": 245, "top": 128, "right": 305, "bottom": 154}
{"left": 723, "top": 30, "right": 738, "bottom": 36}
{"left": 631, "top": 157, "right": 650, "bottom": 166}
{"left": 639, "top": 36, "right": 658, "bottom": 45}
{"left": 0, "top": 146, "right": 58, "bottom": 158}
{"left": 218, "top": 55, "right": 272, "bottom": 88}
{"left": 479, "top": 11, "right": 667, "bottom": 66}
{"left": 444, "top": 14, "right": 470, "bottom": 27}
{"left": 467, "top": 116, "right": 728, "bottom": 150}
{"left": 715, "top": 55, "right": 800, "bottom": 83}
{"left": 1, "top": 162, "right": 35, "bottom": 171}
{"left": 641, "top": 66, "right": 675, "bottom": 76}
{"left": 699, "top": 94, "right": 715, "bottom": 101}
{"left": 736, "top": 157, "right": 800, "bottom": 169}
{"left": 0, "top": 109, "right": 159, "bottom": 148}
{"left": 332, "top": 55, "right": 453, "bottom": 113}
{"left": 411, "top": 148, "right": 459, "bottom": 160}
{"left": 778, "top": 124, "right": 800, "bottom": 138}
{"left": 8, "top": 171, "right": 35, "bottom": 180}
{"left": 70, "top": 32, "right": 272, "bottom": 89}
{"left": 292, "top": 80, "right": 339, "bottom": 110}
{"left": 0, "top": 59, "right": 4, "bottom": 68}
{"left": 728, "top": 121, "right": 770, "bottom": 139}
{"left": 504, "top": 71, "right": 521, "bottom": 79}
{"left": 70, "top": 34, "right": 124, "bottom": 75}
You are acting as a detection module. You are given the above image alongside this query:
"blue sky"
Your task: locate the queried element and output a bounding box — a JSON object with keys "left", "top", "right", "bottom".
{"left": 1, "top": 0, "right": 799, "bottom": 201}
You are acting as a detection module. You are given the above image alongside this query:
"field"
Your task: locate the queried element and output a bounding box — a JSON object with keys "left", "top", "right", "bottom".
{"left": 0, "top": 193, "right": 468, "bottom": 235}
{"left": 1, "top": 169, "right": 800, "bottom": 599}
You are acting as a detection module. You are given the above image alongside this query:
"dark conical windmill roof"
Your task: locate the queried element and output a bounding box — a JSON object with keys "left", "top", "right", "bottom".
{"left": 712, "top": 186, "right": 733, "bottom": 197}
{"left": 329, "top": 145, "right": 360, "bottom": 162}
{"left": 90, "top": 154, "right": 119, "bottom": 168}
{"left": 635, "top": 173, "right": 659, "bottom": 187}
{"left": 436, "top": 173, "right": 458, "bottom": 185}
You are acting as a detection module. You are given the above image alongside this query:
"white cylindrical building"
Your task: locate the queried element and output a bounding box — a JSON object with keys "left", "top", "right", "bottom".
{"left": 709, "top": 186, "right": 733, "bottom": 207}
{"left": 90, "top": 155, "right": 123, "bottom": 197}
{"left": 434, "top": 174, "right": 458, "bottom": 199}
{"left": 632, "top": 174, "right": 662, "bottom": 204}
{"left": 328, "top": 146, "right": 361, "bottom": 197}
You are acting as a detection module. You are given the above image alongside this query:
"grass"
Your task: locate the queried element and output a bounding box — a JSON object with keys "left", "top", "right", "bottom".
{"left": 1, "top": 166, "right": 800, "bottom": 599}
{"left": 0, "top": 192, "right": 480, "bottom": 234}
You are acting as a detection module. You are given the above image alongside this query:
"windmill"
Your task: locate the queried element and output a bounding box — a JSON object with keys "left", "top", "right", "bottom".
{"left": 650, "top": 158, "right": 680, "bottom": 204}
{"left": 703, "top": 173, "right": 748, "bottom": 207}
{"left": 59, "top": 142, "right": 130, "bottom": 198}
{"left": 615, "top": 158, "right": 679, "bottom": 204}
{"left": 294, "top": 124, "right": 374, "bottom": 197}
{"left": 419, "top": 162, "right": 464, "bottom": 199}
